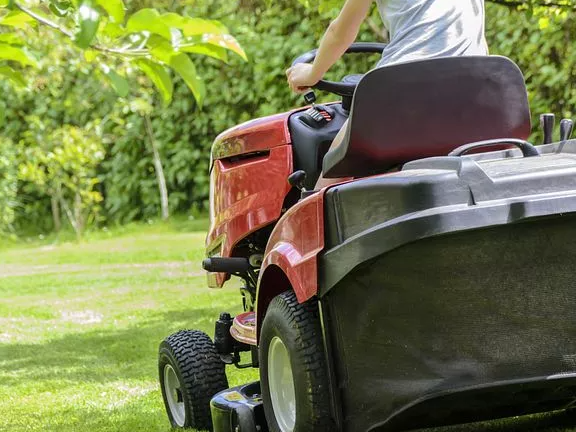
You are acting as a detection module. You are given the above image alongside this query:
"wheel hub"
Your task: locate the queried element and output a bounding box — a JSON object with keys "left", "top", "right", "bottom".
{"left": 268, "top": 336, "right": 296, "bottom": 432}
{"left": 163, "top": 364, "right": 186, "bottom": 427}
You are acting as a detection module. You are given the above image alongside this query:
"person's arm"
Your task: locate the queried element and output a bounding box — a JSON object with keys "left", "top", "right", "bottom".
{"left": 311, "top": 0, "right": 374, "bottom": 79}
{"left": 287, "top": 0, "right": 374, "bottom": 93}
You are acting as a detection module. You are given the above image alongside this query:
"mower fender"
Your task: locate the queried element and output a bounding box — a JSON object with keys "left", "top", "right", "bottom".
{"left": 255, "top": 192, "right": 325, "bottom": 337}
{"left": 206, "top": 145, "right": 294, "bottom": 288}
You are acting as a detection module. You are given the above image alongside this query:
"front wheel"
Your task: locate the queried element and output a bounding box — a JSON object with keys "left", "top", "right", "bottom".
{"left": 259, "top": 291, "right": 333, "bottom": 432}
{"left": 159, "top": 330, "right": 228, "bottom": 430}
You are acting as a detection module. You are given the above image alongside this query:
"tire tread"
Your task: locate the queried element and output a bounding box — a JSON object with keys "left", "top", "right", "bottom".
{"left": 160, "top": 330, "right": 228, "bottom": 430}
{"left": 263, "top": 291, "right": 333, "bottom": 431}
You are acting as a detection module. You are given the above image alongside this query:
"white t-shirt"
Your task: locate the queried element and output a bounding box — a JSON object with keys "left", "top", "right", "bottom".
{"left": 376, "top": 0, "right": 488, "bottom": 67}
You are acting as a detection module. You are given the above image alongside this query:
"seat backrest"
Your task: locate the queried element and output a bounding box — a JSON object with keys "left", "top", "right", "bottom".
{"left": 322, "top": 56, "right": 532, "bottom": 178}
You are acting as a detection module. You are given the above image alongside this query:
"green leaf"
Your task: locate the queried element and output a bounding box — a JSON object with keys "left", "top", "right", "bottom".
{"left": 0, "top": 33, "right": 24, "bottom": 45}
{"left": 0, "top": 44, "right": 36, "bottom": 66}
{"left": 198, "top": 33, "right": 247, "bottom": 61}
{"left": 178, "top": 17, "right": 228, "bottom": 37}
{"left": 49, "top": 0, "right": 72, "bottom": 17}
{"left": 0, "top": 65, "right": 26, "bottom": 87}
{"left": 102, "top": 65, "right": 129, "bottom": 97}
{"left": 169, "top": 53, "right": 205, "bottom": 106}
{"left": 134, "top": 59, "right": 173, "bottom": 105}
{"left": 179, "top": 42, "right": 228, "bottom": 62}
{"left": 0, "top": 10, "right": 36, "bottom": 28}
{"left": 74, "top": 3, "right": 101, "bottom": 49}
{"left": 0, "top": 0, "right": 10, "bottom": 8}
{"left": 127, "top": 8, "right": 171, "bottom": 40}
{"left": 148, "top": 34, "right": 176, "bottom": 63}
{"left": 159, "top": 12, "right": 184, "bottom": 29}
{"left": 95, "top": 0, "right": 124, "bottom": 23}
{"left": 101, "top": 21, "right": 125, "bottom": 39}
{"left": 83, "top": 48, "right": 98, "bottom": 62}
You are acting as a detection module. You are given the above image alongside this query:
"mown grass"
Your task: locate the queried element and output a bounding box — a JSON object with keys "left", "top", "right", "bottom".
{"left": 0, "top": 219, "right": 257, "bottom": 432}
{"left": 1, "top": 220, "right": 575, "bottom": 432}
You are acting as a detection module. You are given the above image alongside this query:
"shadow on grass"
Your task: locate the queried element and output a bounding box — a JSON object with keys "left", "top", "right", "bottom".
{"left": 0, "top": 307, "right": 223, "bottom": 386}
{"left": 3, "top": 305, "right": 575, "bottom": 432}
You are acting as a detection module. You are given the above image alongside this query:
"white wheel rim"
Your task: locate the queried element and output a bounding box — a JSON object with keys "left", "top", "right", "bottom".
{"left": 268, "top": 336, "right": 296, "bottom": 432}
{"left": 164, "top": 364, "right": 186, "bottom": 427}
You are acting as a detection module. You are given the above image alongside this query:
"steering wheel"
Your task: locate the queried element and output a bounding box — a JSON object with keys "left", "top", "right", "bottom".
{"left": 291, "top": 42, "right": 387, "bottom": 97}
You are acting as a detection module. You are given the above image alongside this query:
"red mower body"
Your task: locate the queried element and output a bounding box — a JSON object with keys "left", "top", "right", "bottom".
{"left": 206, "top": 111, "right": 296, "bottom": 288}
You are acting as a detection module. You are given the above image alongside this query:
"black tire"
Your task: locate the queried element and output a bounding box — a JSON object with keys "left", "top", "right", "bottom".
{"left": 159, "top": 330, "right": 228, "bottom": 430}
{"left": 259, "top": 290, "right": 333, "bottom": 432}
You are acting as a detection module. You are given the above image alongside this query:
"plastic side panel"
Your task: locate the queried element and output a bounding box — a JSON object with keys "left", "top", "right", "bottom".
{"left": 259, "top": 193, "right": 325, "bottom": 303}
{"left": 323, "top": 215, "right": 576, "bottom": 432}
{"left": 212, "top": 112, "right": 291, "bottom": 160}
{"left": 206, "top": 145, "right": 293, "bottom": 287}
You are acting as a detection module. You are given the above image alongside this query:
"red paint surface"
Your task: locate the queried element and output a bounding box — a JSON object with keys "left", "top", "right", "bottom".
{"left": 258, "top": 192, "right": 325, "bottom": 304}
{"left": 206, "top": 145, "right": 293, "bottom": 287}
{"left": 211, "top": 112, "right": 291, "bottom": 161}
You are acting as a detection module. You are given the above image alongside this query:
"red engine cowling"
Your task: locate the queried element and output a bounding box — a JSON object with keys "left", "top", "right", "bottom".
{"left": 205, "top": 111, "right": 295, "bottom": 288}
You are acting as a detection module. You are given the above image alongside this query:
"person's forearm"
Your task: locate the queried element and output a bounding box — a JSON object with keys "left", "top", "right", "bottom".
{"left": 309, "top": 0, "right": 374, "bottom": 81}
{"left": 310, "top": 19, "right": 360, "bottom": 80}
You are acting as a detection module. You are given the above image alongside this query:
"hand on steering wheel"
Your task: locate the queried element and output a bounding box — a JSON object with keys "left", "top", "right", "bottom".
{"left": 286, "top": 63, "right": 321, "bottom": 94}
{"left": 290, "top": 42, "right": 387, "bottom": 97}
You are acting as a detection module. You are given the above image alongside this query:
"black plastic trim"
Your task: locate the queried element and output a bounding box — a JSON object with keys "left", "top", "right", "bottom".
{"left": 288, "top": 103, "right": 348, "bottom": 190}
{"left": 320, "top": 193, "right": 576, "bottom": 295}
{"left": 449, "top": 138, "right": 539, "bottom": 157}
{"left": 318, "top": 299, "right": 344, "bottom": 431}
{"left": 370, "top": 374, "right": 576, "bottom": 431}
{"left": 203, "top": 257, "right": 251, "bottom": 274}
{"left": 210, "top": 382, "right": 267, "bottom": 432}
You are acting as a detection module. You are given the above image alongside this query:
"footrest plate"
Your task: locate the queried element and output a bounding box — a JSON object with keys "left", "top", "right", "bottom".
{"left": 230, "top": 311, "right": 256, "bottom": 346}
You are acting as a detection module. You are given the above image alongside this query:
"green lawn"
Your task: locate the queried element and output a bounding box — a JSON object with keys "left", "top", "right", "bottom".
{"left": 1, "top": 220, "right": 575, "bottom": 432}
{"left": 0, "top": 220, "right": 257, "bottom": 432}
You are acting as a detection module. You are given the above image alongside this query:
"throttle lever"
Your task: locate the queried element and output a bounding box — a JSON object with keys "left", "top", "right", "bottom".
{"left": 540, "top": 113, "right": 555, "bottom": 144}
{"left": 557, "top": 118, "right": 574, "bottom": 153}
{"left": 560, "top": 119, "right": 574, "bottom": 141}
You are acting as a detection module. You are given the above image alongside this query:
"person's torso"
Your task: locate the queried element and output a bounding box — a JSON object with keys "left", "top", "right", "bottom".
{"left": 376, "top": 0, "right": 488, "bottom": 67}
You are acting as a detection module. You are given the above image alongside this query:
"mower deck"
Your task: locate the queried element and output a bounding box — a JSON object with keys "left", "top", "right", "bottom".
{"left": 209, "top": 375, "right": 576, "bottom": 432}
{"left": 376, "top": 374, "right": 576, "bottom": 431}
{"left": 211, "top": 382, "right": 268, "bottom": 432}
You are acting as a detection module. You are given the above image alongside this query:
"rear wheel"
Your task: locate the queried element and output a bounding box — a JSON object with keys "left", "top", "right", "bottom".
{"left": 259, "top": 291, "right": 333, "bottom": 432}
{"left": 159, "top": 330, "right": 228, "bottom": 430}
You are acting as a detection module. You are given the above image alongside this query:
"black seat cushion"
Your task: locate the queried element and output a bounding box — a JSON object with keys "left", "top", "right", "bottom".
{"left": 323, "top": 56, "right": 532, "bottom": 178}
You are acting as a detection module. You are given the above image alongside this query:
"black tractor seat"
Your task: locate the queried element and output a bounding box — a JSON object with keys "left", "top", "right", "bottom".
{"left": 323, "top": 55, "right": 532, "bottom": 178}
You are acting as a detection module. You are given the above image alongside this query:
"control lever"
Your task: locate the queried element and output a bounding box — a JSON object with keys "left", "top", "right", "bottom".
{"left": 557, "top": 118, "right": 574, "bottom": 153}
{"left": 560, "top": 119, "right": 574, "bottom": 141}
{"left": 288, "top": 170, "right": 307, "bottom": 192}
{"left": 303, "top": 90, "right": 317, "bottom": 105}
{"left": 540, "top": 113, "right": 555, "bottom": 144}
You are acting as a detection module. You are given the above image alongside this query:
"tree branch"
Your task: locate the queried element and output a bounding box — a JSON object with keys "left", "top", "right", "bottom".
{"left": 15, "top": 2, "right": 73, "bottom": 37}
{"left": 14, "top": 2, "right": 150, "bottom": 58}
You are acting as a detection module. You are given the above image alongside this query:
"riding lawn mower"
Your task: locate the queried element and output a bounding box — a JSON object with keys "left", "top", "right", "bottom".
{"left": 158, "top": 43, "right": 576, "bottom": 432}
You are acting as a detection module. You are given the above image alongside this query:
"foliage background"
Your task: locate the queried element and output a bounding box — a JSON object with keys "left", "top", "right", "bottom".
{"left": 1, "top": 0, "right": 574, "bottom": 235}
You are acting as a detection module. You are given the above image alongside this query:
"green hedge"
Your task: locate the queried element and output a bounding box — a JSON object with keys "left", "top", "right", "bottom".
{"left": 2, "top": 1, "right": 574, "bottom": 233}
